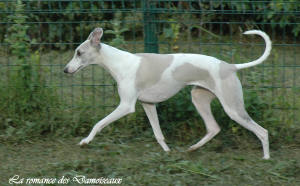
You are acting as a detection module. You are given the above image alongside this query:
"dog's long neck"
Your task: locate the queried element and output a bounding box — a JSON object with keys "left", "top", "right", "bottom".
{"left": 98, "top": 43, "right": 138, "bottom": 83}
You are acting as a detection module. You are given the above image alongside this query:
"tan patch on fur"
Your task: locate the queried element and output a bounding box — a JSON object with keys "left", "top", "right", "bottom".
{"left": 220, "top": 74, "right": 251, "bottom": 122}
{"left": 135, "top": 53, "right": 173, "bottom": 90}
{"left": 172, "top": 63, "right": 215, "bottom": 89}
{"left": 219, "top": 61, "right": 237, "bottom": 79}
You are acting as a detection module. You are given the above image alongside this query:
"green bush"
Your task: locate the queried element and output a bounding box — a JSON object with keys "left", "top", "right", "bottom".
{"left": 0, "top": 1, "right": 64, "bottom": 141}
{"left": 0, "top": 1, "right": 299, "bottom": 48}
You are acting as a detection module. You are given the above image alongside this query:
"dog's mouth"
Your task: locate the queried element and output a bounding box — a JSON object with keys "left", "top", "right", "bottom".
{"left": 69, "top": 65, "right": 85, "bottom": 74}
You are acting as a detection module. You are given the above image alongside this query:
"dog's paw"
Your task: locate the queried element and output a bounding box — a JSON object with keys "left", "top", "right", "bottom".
{"left": 164, "top": 147, "right": 171, "bottom": 152}
{"left": 78, "top": 137, "right": 91, "bottom": 146}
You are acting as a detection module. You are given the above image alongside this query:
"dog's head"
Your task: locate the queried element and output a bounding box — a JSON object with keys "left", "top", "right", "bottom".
{"left": 64, "top": 28, "right": 103, "bottom": 74}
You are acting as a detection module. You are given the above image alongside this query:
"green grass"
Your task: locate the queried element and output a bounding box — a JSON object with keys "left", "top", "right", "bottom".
{"left": 1, "top": 135, "right": 299, "bottom": 186}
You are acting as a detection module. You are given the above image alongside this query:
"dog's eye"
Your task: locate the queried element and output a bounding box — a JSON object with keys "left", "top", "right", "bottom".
{"left": 77, "top": 51, "right": 82, "bottom": 56}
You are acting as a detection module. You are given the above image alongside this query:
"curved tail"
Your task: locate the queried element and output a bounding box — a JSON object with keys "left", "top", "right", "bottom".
{"left": 235, "top": 30, "right": 272, "bottom": 70}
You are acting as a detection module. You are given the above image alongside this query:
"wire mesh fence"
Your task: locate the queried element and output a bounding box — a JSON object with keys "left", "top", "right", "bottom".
{"left": 0, "top": 0, "right": 299, "bottom": 134}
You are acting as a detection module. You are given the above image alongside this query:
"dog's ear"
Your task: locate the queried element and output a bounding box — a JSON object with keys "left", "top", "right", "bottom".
{"left": 88, "top": 28, "right": 103, "bottom": 47}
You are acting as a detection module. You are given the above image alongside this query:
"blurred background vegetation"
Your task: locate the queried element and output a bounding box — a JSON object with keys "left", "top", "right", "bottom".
{"left": 0, "top": 0, "right": 299, "bottom": 143}
{"left": 0, "top": 1, "right": 299, "bottom": 185}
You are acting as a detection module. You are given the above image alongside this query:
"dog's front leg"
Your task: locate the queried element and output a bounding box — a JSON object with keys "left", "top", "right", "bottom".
{"left": 79, "top": 81, "right": 137, "bottom": 145}
{"left": 142, "top": 103, "right": 170, "bottom": 152}
{"left": 79, "top": 82, "right": 137, "bottom": 145}
{"left": 79, "top": 102, "right": 135, "bottom": 145}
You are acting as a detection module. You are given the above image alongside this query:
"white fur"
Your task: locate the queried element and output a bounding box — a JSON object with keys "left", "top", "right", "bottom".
{"left": 236, "top": 30, "right": 272, "bottom": 70}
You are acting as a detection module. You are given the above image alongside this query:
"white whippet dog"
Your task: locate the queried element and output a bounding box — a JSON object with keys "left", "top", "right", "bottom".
{"left": 64, "top": 28, "right": 271, "bottom": 159}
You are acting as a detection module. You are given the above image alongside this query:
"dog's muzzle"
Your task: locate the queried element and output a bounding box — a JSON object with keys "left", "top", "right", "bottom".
{"left": 63, "top": 65, "right": 84, "bottom": 74}
{"left": 63, "top": 67, "right": 69, "bottom": 73}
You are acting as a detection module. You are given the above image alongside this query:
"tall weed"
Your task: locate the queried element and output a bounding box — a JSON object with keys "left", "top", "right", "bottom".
{"left": 0, "top": 1, "right": 63, "bottom": 141}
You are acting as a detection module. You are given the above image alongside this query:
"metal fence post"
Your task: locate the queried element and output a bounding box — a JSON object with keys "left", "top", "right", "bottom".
{"left": 142, "top": 0, "right": 159, "bottom": 53}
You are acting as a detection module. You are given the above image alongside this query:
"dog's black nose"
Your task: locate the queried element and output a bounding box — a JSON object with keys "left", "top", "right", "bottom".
{"left": 63, "top": 67, "right": 68, "bottom": 73}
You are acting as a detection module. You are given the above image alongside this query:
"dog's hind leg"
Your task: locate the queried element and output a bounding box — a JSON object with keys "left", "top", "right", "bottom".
{"left": 142, "top": 103, "right": 170, "bottom": 152}
{"left": 187, "top": 87, "right": 221, "bottom": 151}
{"left": 217, "top": 75, "right": 270, "bottom": 159}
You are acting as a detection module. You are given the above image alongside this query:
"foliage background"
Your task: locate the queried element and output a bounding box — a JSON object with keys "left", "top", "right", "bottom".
{"left": 0, "top": 0, "right": 299, "bottom": 150}
{"left": 0, "top": 1, "right": 299, "bottom": 185}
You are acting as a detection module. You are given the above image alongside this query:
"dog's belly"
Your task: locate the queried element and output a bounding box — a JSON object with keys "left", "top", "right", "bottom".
{"left": 138, "top": 80, "right": 184, "bottom": 103}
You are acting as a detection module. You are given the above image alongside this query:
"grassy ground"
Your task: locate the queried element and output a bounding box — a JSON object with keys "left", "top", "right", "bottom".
{"left": 1, "top": 134, "right": 300, "bottom": 186}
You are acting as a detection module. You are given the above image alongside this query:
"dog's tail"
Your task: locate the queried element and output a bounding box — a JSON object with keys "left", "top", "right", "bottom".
{"left": 235, "top": 30, "right": 272, "bottom": 70}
